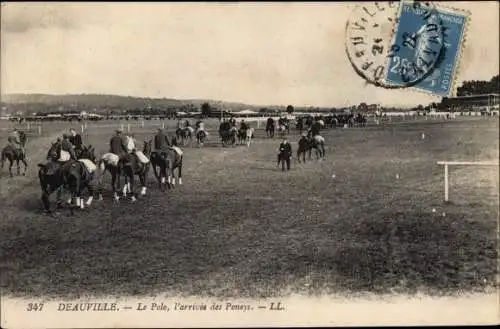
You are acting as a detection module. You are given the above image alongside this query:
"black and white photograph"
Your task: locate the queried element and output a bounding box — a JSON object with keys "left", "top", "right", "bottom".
{"left": 1, "top": 2, "right": 499, "bottom": 327}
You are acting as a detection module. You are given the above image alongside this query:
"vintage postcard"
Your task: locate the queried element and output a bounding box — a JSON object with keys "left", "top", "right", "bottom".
{"left": 1, "top": 1, "right": 499, "bottom": 328}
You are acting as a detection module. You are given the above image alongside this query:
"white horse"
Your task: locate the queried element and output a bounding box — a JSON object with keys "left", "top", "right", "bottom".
{"left": 277, "top": 124, "right": 288, "bottom": 138}
{"left": 245, "top": 127, "right": 255, "bottom": 148}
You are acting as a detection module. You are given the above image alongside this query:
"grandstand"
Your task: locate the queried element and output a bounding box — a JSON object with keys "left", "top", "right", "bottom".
{"left": 440, "top": 93, "right": 499, "bottom": 113}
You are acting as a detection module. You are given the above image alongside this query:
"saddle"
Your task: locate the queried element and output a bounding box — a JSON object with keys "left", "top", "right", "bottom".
{"left": 58, "top": 150, "right": 71, "bottom": 162}
{"left": 170, "top": 146, "right": 183, "bottom": 156}
{"left": 78, "top": 159, "right": 97, "bottom": 173}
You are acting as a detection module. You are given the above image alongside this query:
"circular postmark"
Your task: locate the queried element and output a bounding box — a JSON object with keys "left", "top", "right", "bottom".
{"left": 345, "top": 1, "right": 444, "bottom": 88}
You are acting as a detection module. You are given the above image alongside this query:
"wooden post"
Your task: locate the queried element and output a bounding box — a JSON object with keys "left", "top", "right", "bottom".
{"left": 38, "top": 125, "right": 42, "bottom": 135}
{"left": 127, "top": 123, "right": 131, "bottom": 132}
{"left": 81, "top": 124, "right": 84, "bottom": 133}
{"left": 120, "top": 123, "right": 124, "bottom": 132}
{"left": 444, "top": 163, "right": 449, "bottom": 202}
{"left": 162, "top": 122, "right": 165, "bottom": 129}
{"left": 141, "top": 120, "right": 145, "bottom": 128}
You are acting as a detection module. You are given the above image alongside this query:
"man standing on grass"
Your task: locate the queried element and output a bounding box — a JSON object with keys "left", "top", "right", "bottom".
{"left": 277, "top": 137, "right": 292, "bottom": 171}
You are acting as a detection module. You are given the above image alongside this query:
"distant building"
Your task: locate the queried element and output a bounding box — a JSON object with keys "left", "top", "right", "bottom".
{"left": 440, "top": 93, "right": 499, "bottom": 112}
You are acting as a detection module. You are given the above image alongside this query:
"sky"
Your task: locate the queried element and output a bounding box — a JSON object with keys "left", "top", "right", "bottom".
{"left": 1, "top": 2, "right": 498, "bottom": 107}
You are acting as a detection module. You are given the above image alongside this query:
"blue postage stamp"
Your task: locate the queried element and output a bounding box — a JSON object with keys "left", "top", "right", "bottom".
{"left": 385, "top": 2, "right": 469, "bottom": 96}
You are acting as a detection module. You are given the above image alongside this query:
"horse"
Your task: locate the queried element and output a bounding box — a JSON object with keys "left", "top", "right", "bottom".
{"left": 176, "top": 126, "right": 194, "bottom": 146}
{"left": 245, "top": 127, "right": 255, "bottom": 148}
{"left": 354, "top": 114, "right": 367, "bottom": 127}
{"left": 296, "top": 136, "right": 314, "bottom": 163}
{"left": 196, "top": 129, "right": 208, "bottom": 147}
{"left": 219, "top": 127, "right": 237, "bottom": 147}
{"left": 237, "top": 128, "right": 247, "bottom": 145}
{"left": 119, "top": 140, "right": 152, "bottom": 202}
{"left": 150, "top": 143, "right": 184, "bottom": 191}
{"left": 1, "top": 140, "right": 28, "bottom": 177}
{"left": 266, "top": 118, "right": 275, "bottom": 138}
{"left": 277, "top": 124, "right": 288, "bottom": 138}
{"left": 98, "top": 153, "right": 122, "bottom": 199}
{"left": 37, "top": 144, "right": 100, "bottom": 213}
{"left": 310, "top": 134, "right": 326, "bottom": 159}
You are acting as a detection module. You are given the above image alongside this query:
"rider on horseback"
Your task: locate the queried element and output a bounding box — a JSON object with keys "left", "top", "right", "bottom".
{"left": 62, "top": 133, "right": 77, "bottom": 160}
{"left": 154, "top": 128, "right": 171, "bottom": 155}
{"left": 8, "top": 128, "right": 24, "bottom": 154}
{"left": 109, "top": 128, "right": 129, "bottom": 163}
{"left": 68, "top": 128, "right": 83, "bottom": 154}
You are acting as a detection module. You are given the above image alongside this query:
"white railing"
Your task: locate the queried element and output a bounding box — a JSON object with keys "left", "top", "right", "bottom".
{"left": 436, "top": 161, "right": 500, "bottom": 202}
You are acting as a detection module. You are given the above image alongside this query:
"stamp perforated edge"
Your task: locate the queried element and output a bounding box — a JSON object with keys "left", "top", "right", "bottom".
{"left": 430, "top": 3, "right": 471, "bottom": 98}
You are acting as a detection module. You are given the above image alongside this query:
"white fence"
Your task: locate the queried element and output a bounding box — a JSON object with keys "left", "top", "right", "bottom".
{"left": 436, "top": 161, "right": 500, "bottom": 202}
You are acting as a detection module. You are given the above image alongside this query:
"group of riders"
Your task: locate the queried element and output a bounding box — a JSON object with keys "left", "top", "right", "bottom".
{"left": 175, "top": 119, "right": 208, "bottom": 145}
{"left": 3, "top": 115, "right": 327, "bottom": 213}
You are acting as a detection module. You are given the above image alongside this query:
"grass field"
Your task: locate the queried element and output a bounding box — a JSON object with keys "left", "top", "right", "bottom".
{"left": 0, "top": 117, "right": 498, "bottom": 299}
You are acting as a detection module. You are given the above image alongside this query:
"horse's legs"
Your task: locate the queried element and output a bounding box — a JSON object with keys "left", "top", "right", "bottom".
{"left": 159, "top": 163, "right": 166, "bottom": 192}
{"left": 139, "top": 165, "right": 148, "bottom": 196}
{"left": 166, "top": 159, "right": 174, "bottom": 188}
{"left": 8, "top": 158, "right": 14, "bottom": 177}
{"left": 16, "top": 159, "right": 21, "bottom": 175}
{"left": 128, "top": 172, "right": 136, "bottom": 202}
{"left": 177, "top": 162, "right": 183, "bottom": 185}
{"left": 111, "top": 169, "right": 120, "bottom": 201}
{"left": 41, "top": 190, "right": 52, "bottom": 213}
{"left": 21, "top": 157, "right": 28, "bottom": 175}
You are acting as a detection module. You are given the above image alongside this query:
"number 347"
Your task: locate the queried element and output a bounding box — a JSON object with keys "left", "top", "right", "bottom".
{"left": 27, "top": 303, "right": 44, "bottom": 311}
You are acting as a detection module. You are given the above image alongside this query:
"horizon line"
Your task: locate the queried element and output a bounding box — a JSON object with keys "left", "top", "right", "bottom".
{"left": 0, "top": 91, "right": 424, "bottom": 109}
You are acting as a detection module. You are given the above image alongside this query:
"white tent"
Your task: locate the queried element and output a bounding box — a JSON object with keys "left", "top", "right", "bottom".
{"left": 236, "top": 109, "right": 258, "bottom": 115}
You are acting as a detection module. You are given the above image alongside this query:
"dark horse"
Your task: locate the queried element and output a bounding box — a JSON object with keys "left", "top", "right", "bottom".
{"left": 150, "top": 142, "right": 184, "bottom": 192}
{"left": 296, "top": 135, "right": 323, "bottom": 163}
{"left": 1, "top": 131, "right": 28, "bottom": 177}
{"left": 38, "top": 143, "right": 101, "bottom": 214}
{"left": 119, "top": 141, "right": 152, "bottom": 202}
{"left": 219, "top": 124, "right": 237, "bottom": 147}
{"left": 196, "top": 129, "right": 207, "bottom": 147}
{"left": 266, "top": 118, "right": 275, "bottom": 138}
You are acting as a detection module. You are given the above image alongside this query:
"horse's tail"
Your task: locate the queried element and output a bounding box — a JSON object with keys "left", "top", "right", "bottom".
{"left": 0, "top": 149, "right": 5, "bottom": 168}
{"left": 98, "top": 158, "right": 106, "bottom": 172}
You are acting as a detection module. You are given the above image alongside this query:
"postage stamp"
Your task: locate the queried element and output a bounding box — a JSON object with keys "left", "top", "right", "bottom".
{"left": 345, "top": 1, "right": 445, "bottom": 88}
{"left": 385, "top": 2, "right": 470, "bottom": 96}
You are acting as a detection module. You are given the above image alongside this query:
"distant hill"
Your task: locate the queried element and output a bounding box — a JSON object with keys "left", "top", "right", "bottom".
{"left": 0, "top": 93, "right": 264, "bottom": 115}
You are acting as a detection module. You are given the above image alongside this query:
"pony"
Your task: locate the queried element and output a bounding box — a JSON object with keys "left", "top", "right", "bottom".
{"left": 237, "top": 128, "right": 247, "bottom": 145}
{"left": 176, "top": 126, "right": 194, "bottom": 146}
{"left": 245, "top": 127, "right": 255, "bottom": 148}
{"left": 38, "top": 144, "right": 100, "bottom": 214}
{"left": 296, "top": 135, "right": 324, "bottom": 163}
{"left": 1, "top": 135, "right": 28, "bottom": 177}
{"left": 219, "top": 127, "right": 237, "bottom": 147}
{"left": 265, "top": 118, "right": 275, "bottom": 138}
{"left": 150, "top": 143, "right": 184, "bottom": 191}
{"left": 119, "top": 140, "right": 152, "bottom": 202}
{"left": 277, "top": 124, "right": 288, "bottom": 138}
{"left": 196, "top": 129, "right": 208, "bottom": 147}
{"left": 310, "top": 134, "right": 326, "bottom": 159}
{"left": 353, "top": 113, "right": 367, "bottom": 127}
